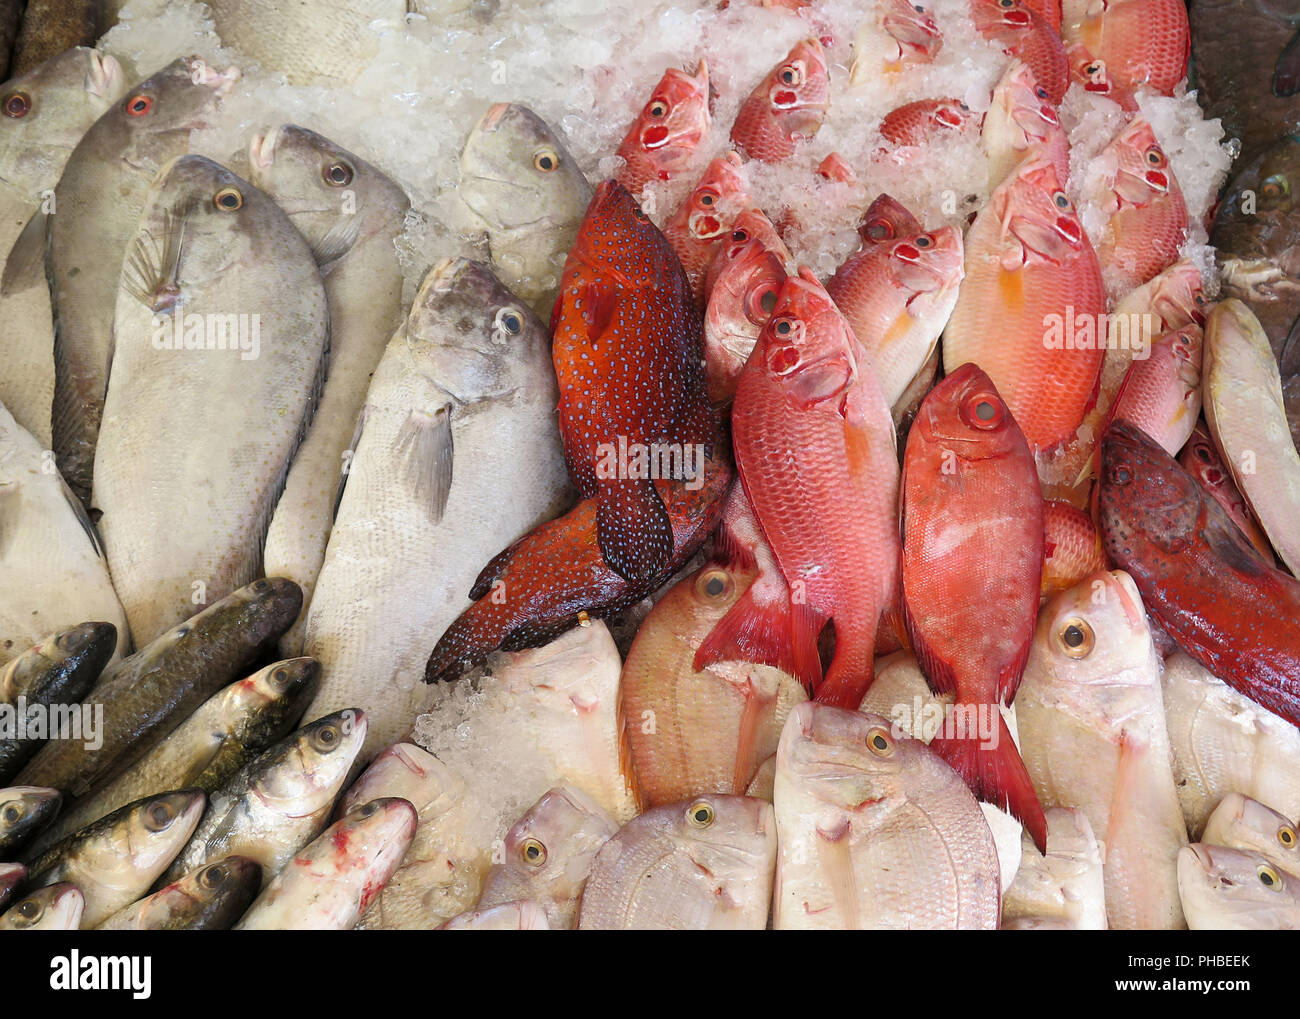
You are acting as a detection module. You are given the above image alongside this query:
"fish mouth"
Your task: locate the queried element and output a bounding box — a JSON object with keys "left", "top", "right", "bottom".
{"left": 249, "top": 127, "right": 281, "bottom": 171}
{"left": 427, "top": 256, "right": 471, "bottom": 292}
{"left": 187, "top": 57, "right": 241, "bottom": 95}
{"left": 477, "top": 102, "right": 512, "bottom": 133}
{"left": 86, "top": 51, "right": 124, "bottom": 99}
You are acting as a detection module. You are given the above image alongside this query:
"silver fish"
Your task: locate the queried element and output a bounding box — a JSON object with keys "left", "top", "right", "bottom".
{"left": 0, "top": 785, "right": 60, "bottom": 857}
{"left": 97, "top": 854, "right": 261, "bottom": 930}
{"left": 0, "top": 882, "right": 82, "bottom": 929}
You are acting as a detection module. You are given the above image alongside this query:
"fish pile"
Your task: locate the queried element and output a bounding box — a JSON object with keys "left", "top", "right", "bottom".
{"left": 0, "top": 0, "right": 1297, "bottom": 930}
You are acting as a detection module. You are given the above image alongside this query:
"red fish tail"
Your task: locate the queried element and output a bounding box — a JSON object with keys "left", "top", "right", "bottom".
{"left": 930, "top": 712, "right": 1047, "bottom": 853}
{"left": 813, "top": 622, "right": 874, "bottom": 708}
{"left": 694, "top": 587, "right": 824, "bottom": 691}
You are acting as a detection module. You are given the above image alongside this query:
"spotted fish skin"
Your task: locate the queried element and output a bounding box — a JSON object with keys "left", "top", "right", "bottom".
{"left": 551, "top": 179, "right": 717, "bottom": 585}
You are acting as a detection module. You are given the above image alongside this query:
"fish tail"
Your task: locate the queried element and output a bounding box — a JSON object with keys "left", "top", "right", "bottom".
{"left": 595, "top": 478, "right": 674, "bottom": 584}
{"left": 813, "top": 622, "right": 874, "bottom": 708}
{"left": 930, "top": 711, "right": 1047, "bottom": 853}
{"left": 694, "top": 586, "right": 813, "bottom": 687}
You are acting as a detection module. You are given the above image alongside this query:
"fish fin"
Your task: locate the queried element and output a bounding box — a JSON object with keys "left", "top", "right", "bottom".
{"left": 814, "top": 622, "right": 878, "bottom": 708}
{"left": 1275, "top": 28, "right": 1300, "bottom": 97}
{"left": 59, "top": 472, "right": 103, "bottom": 558}
{"left": 790, "top": 600, "right": 826, "bottom": 695}
{"left": 581, "top": 279, "right": 616, "bottom": 339}
{"left": 1103, "top": 730, "right": 1144, "bottom": 862}
{"left": 905, "top": 621, "right": 958, "bottom": 697}
{"left": 467, "top": 531, "right": 530, "bottom": 601}
{"left": 332, "top": 405, "right": 369, "bottom": 521}
{"left": 788, "top": 357, "right": 853, "bottom": 409}
{"left": 694, "top": 587, "right": 823, "bottom": 691}
{"left": 395, "top": 404, "right": 454, "bottom": 525}
{"left": 931, "top": 713, "right": 1048, "bottom": 854}
{"left": 0, "top": 210, "right": 48, "bottom": 296}
{"left": 313, "top": 214, "right": 362, "bottom": 268}
{"left": 732, "top": 671, "right": 775, "bottom": 794}
{"left": 120, "top": 207, "right": 186, "bottom": 309}
{"left": 595, "top": 479, "right": 673, "bottom": 584}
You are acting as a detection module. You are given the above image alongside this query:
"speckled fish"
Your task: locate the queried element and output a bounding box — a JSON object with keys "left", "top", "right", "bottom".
{"left": 1062, "top": 0, "right": 1189, "bottom": 96}
{"left": 235, "top": 797, "right": 416, "bottom": 930}
{"left": 1001, "top": 807, "right": 1107, "bottom": 929}
{"left": 730, "top": 38, "right": 829, "bottom": 163}
{"left": 703, "top": 229, "right": 786, "bottom": 403}
{"left": 971, "top": 0, "right": 1069, "bottom": 105}
{"left": 458, "top": 102, "right": 592, "bottom": 316}
{"left": 622, "top": 562, "right": 807, "bottom": 806}
{"left": 0, "top": 882, "right": 82, "bottom": 929}
{"left": 476, "top": 785, "right": 618, "bottom": 929}
{"left": 0, "top": 47, "right": 124, "bottom": 446}
{"left": 0, "top": 622, "right": 116, "bottom": 783}
{"left": 825, "top": 223, "right": 963, "bottom": 408}
{"left": 252, "top": 126, "right": 410, "bottom": 657}
{"left": 1162, "top": 652, "right": 1300, "bottom": 835}
{"left": 0, "top": 786, "right": 59, "bottom": 857}
{"left": 16, "top": 579, "right": 302, "bottom": 798}
{"left": 1202, "top": 793, "right": 1299, "bottom": 875}
{"left": 439, "top": 900, "right": 550, "bottom": 929}
{"left": 662, "top": 151, "right": 749, "bottom": 304}
{"left": 901, "top": 365, "right": 1047, "bottom": 850}
{"left": 773, "top": 703, "right": 1001, "bottom": 930}
{"left": 878, "top": 98, "right": 979, "bottom": 150}
{"left": 615, "top": 60, "right": 711, "bottom": 199}
{"left": 1178, "top": 843, "right": 1300, "bottom": 929}
{"left": 24, "top": 789, "right": 204, "bottom": 928}
{"left": 1017, "top": 569, "right": 1188, "bottom": 929}
{"left": 97, "top": 854, "right": 261, "bottom": 930}
{"left": 1041, "top": 499, "right": 1106, "bottom": 596}
{"left": 578, "top": 795, "right": 776, "bottom": 930}
{"left": 1178, "top": 422, "right": 1275, "bottom": 560}
{"left": 95, "top": 155, "right": 328, "bottom": 645}
{"left": 1066, "top": 42, "right": 1137, "bottom": 111}
{"left": 943, "top": 156, "right": 1106, "bottom": 452}
{"left": 166, "top": 709, "right": 365, "bottom": 886}
{"left": 983, "top": 60, "right": 1069, "bottom": 190}
{"left": 0, "top": 406, "right": 128, "bottom": 668}
{"left": 48, "top": 56, "right": 238, "bottom": 506}
{"left": 303, "top": 258, "right": 569, "bottom": 759}
{"left": 849, "top": 0, "right": 942, "bottom": 84}
{"left": 9, "top": 0, "right": 100, "bottom": 77}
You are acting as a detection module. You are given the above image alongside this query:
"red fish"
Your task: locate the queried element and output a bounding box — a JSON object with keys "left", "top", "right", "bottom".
{"left": 1022, "top": 0, "right": 1062, "bottom": 32}
{"left": 615, "top": 60, "right": 712, "bottom": 197}
{"left": 942, "top": 156, "right": 1107, "bottom": 452}
{"left": 901, "top": 364, "right": 1048, "bottom": 851}
{"left": 1178, "top": 423, "right": 1276, "bottom": 561}
{"left": 1097, "top": 421, "right": 1300, "bottom": 728}
{"left": 1041, "top": 499, "right": 1107, "bottom": 596}
{"left": 816, "top": 152, "right": 856, "bottom": 183}
{"left": 971, "top": 0, "right": 1069, "bottom": 105}
{"left": 1107, "top": 324, "right": 1202, "bottom": 456}
{"left": 551, "top": 180, "right": 716, "bottom": 584}
{"left": 1066, "top": 42, "right": 1138, "bottom": 111}
{"left": 704, "top": 234, "right": 787, "bottom": 404}
{"left": 704, "top": 207, "right": 792, "bottom": 299}
{"left": 856, "top": 193, "right": 923, "bottom": 248}
{"left": 1063, "top": 0, "right": 1190, "bottom": 96}
{"left": 983, "top": 60, "right": 1070, "bottom": 189}
{"left": 662, "top": 152, "right": 749, "bottom": 305}
{"left": 849, "top": 0, "right": 943, "bottom": 83}
{"left": 731, "top": 268, "right": 900, "bottom": 708}
{"left": 730, "top": 38, "right": 829, "bottom": 163}
{"left": 878, "top": 98, "right": 980, "bottom": 150}
{"left": 1096, "top": 117, "right": 1189, "bottom": 293}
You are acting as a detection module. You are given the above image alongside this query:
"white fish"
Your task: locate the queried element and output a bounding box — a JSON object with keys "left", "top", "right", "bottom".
{"left": 1002, "top": 807, "right": 1107, "bottom": 929}
{"left": 1202, "top": 794, "right": 1300, "bottom": 877}
{"left": 0, "top": 882, "right": 83, "bottom": 930}
{"left": 1178, "top": 843, "right": 1300, "bottom": 930}
{"left": 439, "top": 901, "right": 551, "bottom": 930}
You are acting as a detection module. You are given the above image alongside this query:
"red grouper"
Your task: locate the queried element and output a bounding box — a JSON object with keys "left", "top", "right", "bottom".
{"left": 901, "top": 364, "right": 1048, "bottom": 851}
{"left": 1097, "top": 420, "right": 1300, "bottom": 729}
{"left": 424, "top": 180, "right": 729, "bottom": 682}
{"left": 730, "top": 268, "right": 900, "bottom": 708}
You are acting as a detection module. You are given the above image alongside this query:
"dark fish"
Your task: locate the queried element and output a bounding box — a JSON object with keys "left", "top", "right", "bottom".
{"left": 10, "top": 0, "right": 100, "bottom": 78}
{"left": 97, "top": 855, "right": 261, "bottom": 930}
{"left": 0, "top": 786, "right": 60, "bottom": 857}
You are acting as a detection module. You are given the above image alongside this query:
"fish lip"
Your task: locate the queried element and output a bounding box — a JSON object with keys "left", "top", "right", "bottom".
{"left": 1186, "top": 843, "right": 1215, "bottom": 870}
{"left": 187, "top": 58, "right": 241, "bottom": 95}
{"left": 427, "top": 256, "right": 471, "bottom": 292}
{"left": 249, "top": 126, "right": 281, "bottom": 171}
{"left": 477, "top": 102, "right": 511, "bottom": 133}
{"left": 86, "top": 51, "right": 124, "bottom": 99}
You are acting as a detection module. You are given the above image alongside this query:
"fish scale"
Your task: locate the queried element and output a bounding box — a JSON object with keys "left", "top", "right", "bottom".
{"left": 1063, "top": 0, "right": 1189, "bottom": 97}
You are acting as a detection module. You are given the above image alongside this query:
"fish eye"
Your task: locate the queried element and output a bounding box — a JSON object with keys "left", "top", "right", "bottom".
{"left": 695, "top": 567, "right": 734, "bottom": 601}
{"left": 312, "top": 724, "right": 342, "bottom": 752}
{"left": 998, "top": 0, "right": 1015, "bottom": 7}
{"left": 866, "top": 727, "right": 895, "bottom": 756}
{"left": 1258, "top": 865, "right": 1283, "bottom": 890}
{"left": 1057, "top": 617, "right": 1095, "bottom": 658}
{"left": 687, "top": 801, "right": 715, "bottom": 828}
{"left": 2, "top": 802, "right": 23, "bottom": 823}
{"left": 1034, "top": 85, "right": 1049, "bottom": 100}
{"left": 532, "top": 148, "right": 559, "bottom": 173}
{"left": 214, "top": 186, "right": 243, "bottom": 211}
{"left": 144, "top": 801, "right": 177, "bottom": 832}
{"left": 731, "top": 228, "right": 748, "bottom": 242}
{"left": 632, "top": 203, "right": 648, "bottom": 221}
{"left": 648, "top": 100, "right": 669, "bottom": 118}
{"left": 774, "top": 318, "right": 793, "bottom": 335}
{"left": 1261, "top": 175, "right": 1289, "bottom": 200}
{"left": 779, "top": 65, "right": 802, "bottom": 87}
{"left": 2, "top": 91, "right": 30, "bottom": 118}
{"left": 1279, "top": 826, "right": 1296, "bottom": 848}
{"left": 495, "top": 306, "right": 524, "bottom": 336}
{"left": 1085, "top": 63, "right": 1101, "bottom": 75}
{"left": 1109, "top": 463, "right": 1133, "bottom": 486}
{"left": 270, "top": 666, "right": 291, "bottom": 687}
{"left": 1052, "top": 191, "right": 1071, "bottom": 209}
{"left": 519, "top": 837, "right": 547, "bottom": 866}
{"left": 915, "top": 234, "right": 933, "bottom": 248}
{"left": 323, "top": 160, "right": 354, "bottom": 187}
{"left": 199, "top": 863, "right": 228, "bottom": 889}
{"left": 697, "top": 188, "right": 717, "bottom": 207}
{"left": 914, "top": 2, "right": 925, "bottom": 10}
{"left": 962, "top": 392, "right": 1004, "bottom": 430}
{"left": 1145, "top": 146, "right": 1167, "bottom": 168}
{"left": 16, "top": 898, "right": 42, "bottom": 921}
{"left": 125, "top": 93, "right": 154, "bottom": 116}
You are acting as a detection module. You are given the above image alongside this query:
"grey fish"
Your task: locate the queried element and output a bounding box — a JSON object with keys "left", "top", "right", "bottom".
{"left": 0, "top": 785, "right": 60, "bottom": 857}
{"left": 0, "top": 881, "right": 82, "bottom": 929}
{"left": 97, "top": 854, "right": 261, "bottom": 930}
{"left": 14, "top": 578, "right": 302, "bottom": 798}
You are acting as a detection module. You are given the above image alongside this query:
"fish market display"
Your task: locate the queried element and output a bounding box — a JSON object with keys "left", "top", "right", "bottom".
{"left": 1178, "top": 843, "right": 1300, "bottom": 931}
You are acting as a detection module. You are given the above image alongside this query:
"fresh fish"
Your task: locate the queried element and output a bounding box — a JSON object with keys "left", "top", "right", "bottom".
{"left": 166, "top": 709, "right": 366, "bottom": 885}
{"left": 1178, "top": 843, "right": 1300, "bottom": 930}
{"left": 0, "top": 861, "right": 21, "bottom": 909}
{"left": 824, "top": 224, "right": 963, "bottom": 408}
{"left": 901, "top": 364, "right": 1047, "bottom": 849}
{"left": 41, "top": 658, "right": 319, "bottom": 849}
{"left": 1178, "top": 422, "right": 1275, "bottom": 560}
{"left": 16, "top": 579, "right": 302, "bottom": 798}
{"left": 252, "top": 126, "right": 411, "bottom": 656}
{"left": 1062, "top": 0, "right": 1189, "bottom": 96}
{"left": 983, "top": 61, "right": 1069, "bottom": 191}
{"left": 702, "top": 229, "right": 786, "bottom": 403}
{"left": 0, "top": 882, "right": 82, "bottom": 929}
{"left": 878, "top": 98, "right": 979, "bottom": 150}
{"left": 0, "top": 786, "right": 60, "bottom": 857}
{"left": 1023, "top": 0, "right": 1062, "bottom": 32}
{"left": 856, "top": 193, "right": 923, "bottom": 250}
{"left": 96, "top": 155, "right": 328, "bottom": 645}
{"left": 0, "top": 47, "right": 124, "bottom": 446}
{"left": 708, "top": 207, "right": 793, "bottom": 293}
{"left": 97, "top": 854, "right": 261, "bottom": 930}
{"left": 816, "top": 152, "right": 856, "bottom": 183}
{"left": 1041, "top": 499, "right": 1106, "bottom": 596}
{"left": 615, "top": 60, "right": 711, "bottom": 199}
{"left": 730, "top": 38, "right": 829, "bottom": 163}
{"left": 732, "top": 268, "right": 898, "bottom": 708}
{"left": 0, "top": 622, "right": 116, "bottom": 783}
{"left": 849, "top": 0, "right": 942, "bottom": 84}
{"left": 622, "top": 562, "right": 807, "bottom": 806}
{"left": 236, "top": 797, "right": 416, "bottom": 930}
{"left": 971, "top": 0, "right": 1069, "bottom": 105}
{"left": 1107, "top": 324, "right": 1202, "bottom": 456}
{"left": 1202, "top": 793, "right": 1299, "bottom": 875}
{"left": 1066, "top": 42, "right": 1137, "bottom": 111}
{"left": 439, "top": 901, "right": 551, "bottom": 929}
{"left": 303, "top": 258, "right": 569, "bottom": 759}
{"left": 1002, "top": 807, "right": 1107, "bottom": 929}
{"left": 0, "top": 405, "right": 128, "bottom": 667}
{"left": 578, "top": 795, "right": 776, "bottom": 930}
{"left": 943, "top": 156, "right": 1106, "bottom": 452}
{"left": 9, "top": 0, "right": 100, "bottom": 77}
{"left": 48, "top": 56, "right": 238, "bottom": 506}
{"left": 1017, "top": 569, "right": 1189, "bottom": 929}
{"left": 458, "top": 102, "right": 592, "bottom": 316}
{"left": 205, "top": 0, "right": 408, "bottom": 86}
{"left": 773, "top": 702, "right": 1001, "bottom": 929}
{"left": 476, "top": 785, "right": 618, "bottom": 929}
{"left": 1162, "top": 652, "right": 1300, "bottom": 835}
{"left": 24, "top": 789, "right": 204, "bottom": 928}
{"left": 662, "top": 151, "right": 749, "bottom": 304}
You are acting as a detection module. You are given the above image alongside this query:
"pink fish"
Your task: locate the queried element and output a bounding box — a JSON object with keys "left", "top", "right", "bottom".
{"left": 983, "top": 60, "right": 1070, "bottom": 189}
{"left": 615, "top": 61, "right": 712, "bottom": 197}
{"left": 730, "top": 38, "right": 829, "bottom": 163}
{"left": 662, "top": 152, "right": 749, "bottom": 305}
{"left": 971, "top": 0, "right": 1069, "bottom": 105}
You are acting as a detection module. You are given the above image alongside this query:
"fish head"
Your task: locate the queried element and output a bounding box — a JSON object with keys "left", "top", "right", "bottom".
{"left": 756, "top": 268, "right": 861, "bottom": 409}
{"left": 764, "top": 38, "right": 829, "bottom": 133}
{"left": 1098, "top": 420, "right": 1204, "bottom": 554}
{"left": 672, "top": 795, "right": 776, "bottom": 877}
{"left": 0, "top": 620, "right": 116, "bottom": 702}
{"left": 1066, "top": 44, "right": 1134, "bottom": 108}
{"left": 1202, "top": 794, "right": 1299, "bottom": 868}
{"left": 406, "top": 257, "right": 550, "bottom": 402}
{"left": 882, "top": 0, "right": 943, "bottom": 54}
{"left": 458, "top": 102, "right": 591, "bottom": 234}
{"left": 153, "top": 579, "right": 302, "bottom": 668}
{"left": 568, "top": 178, "right": 678, "bottom": 287}
{"left": 680, "top": 561, "right": 760, "bottom": 625}
{"left": 233, "top": 658, "right": 322, "bottom": 744}
{"left": 257, "top": 709, "right": 367, "bottom": 816}
{"left": 817, "top": 152, "right": 856, "bottom": 184}
{"left": 334, "top": 798, "right": 419, "bottom": 909}
{"left": 1000, "top": 158, "right": 1088, "bottom": 265}
{"left": 247, "top": 124, "right": 409, "bottom": 264}
{"left": 858, "top": 193, "right": 924, "bottom": 248}
{"left": 620, "top": 61, "right": 712, "bottom": 170}
{"left": 1143, "top": 259, "right": 1208, "bottom": 329}
{"left": 971, "top": 0, "right": 1036, "bottom": 40}
{"left": 118, "top": 790, "right": 207, "bottom": 874}
{"left": 705, "top": 236, "right": 787, "bottom": 400}
{"left": 1178, "top": 844, "right": 1300, "bottom": 928}
{"left": 883, "top": 225, "right": 964, "bottom": 300}
{"left": 341, "top": 741, "right": 464, "bottom": 819}
{"left": 987, "top": 60, "right": 1062, "bottom": 151}
{"left": 908, "top": 363, "right": 1027, "bottom": 462}
{"left": 110, "top": 56, "right": 239, "bottom": 157}
{"left": 1105, "top": 118, "right": 1177, "bottom": 209}
{"left": 0, "top": 786, "right": 62, "bottom": 845}
{"left": 175, "top": 854, "right": 262, "bottom": 916}
{"left": 1212, "top": 137, "right": 1300, "bottom": 264}
{"left": 675, "top": 152, "right": 748, "bottom": 244}
{"left": 494, "top": 786, "right": 618, "bottom": 899}
{"left": 0, "top": 883, "right": 83, "bottom": 930}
